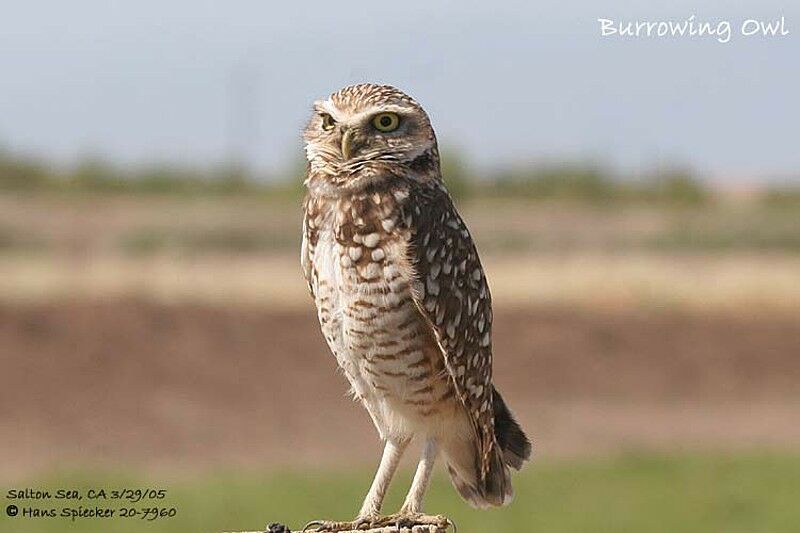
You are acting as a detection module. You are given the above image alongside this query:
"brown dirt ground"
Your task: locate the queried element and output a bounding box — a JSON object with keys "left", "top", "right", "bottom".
{"left": 1, "top": 300, "right": 799, "bottom": 480}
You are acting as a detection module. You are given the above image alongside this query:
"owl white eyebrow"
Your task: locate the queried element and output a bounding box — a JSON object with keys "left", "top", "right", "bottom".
{"left": 313, "top": 101, "right": 334, "bottom": 117}
{"left": 320, "top": 101, "right": 413, "bottom": 125}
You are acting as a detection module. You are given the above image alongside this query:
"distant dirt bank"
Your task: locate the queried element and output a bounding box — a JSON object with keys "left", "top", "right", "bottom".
{"left": 1, "top": 300, "right": 798, "bottom": 480}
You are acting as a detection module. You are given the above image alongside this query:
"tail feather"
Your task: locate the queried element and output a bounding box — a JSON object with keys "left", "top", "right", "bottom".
{"left": 446, "top": 463, "right": 489, "bottom": 509}
{"left": 483, "top": 444, "right": 513, "bottom": 506}
{"left": 441, "top": 386, "right": 531, "bottom": 508}
{"left": 492, "top": 386, "right": 532, "bottom": 470}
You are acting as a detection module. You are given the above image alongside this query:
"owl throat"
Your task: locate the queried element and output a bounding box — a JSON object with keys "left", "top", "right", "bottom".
{"left": 307, "top": 148, "right": 440, "bottom": 195}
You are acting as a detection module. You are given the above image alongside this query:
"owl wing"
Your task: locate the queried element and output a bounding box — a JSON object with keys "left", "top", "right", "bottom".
{"left": 404, "top": 183, "right": 496, "bottom": 480}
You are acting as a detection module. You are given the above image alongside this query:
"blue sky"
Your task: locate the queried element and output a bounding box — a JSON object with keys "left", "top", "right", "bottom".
{"left": 1, "top": 1, "right": 797, "bottom": 183}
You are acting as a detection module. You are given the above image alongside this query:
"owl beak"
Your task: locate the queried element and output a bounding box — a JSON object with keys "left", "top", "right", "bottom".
{"left": 341, "top": 128, "right": 355, "bottom": 160}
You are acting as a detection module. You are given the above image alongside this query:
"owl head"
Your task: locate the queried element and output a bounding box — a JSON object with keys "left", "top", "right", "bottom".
{"left": 303, "top": 84, "right": 440, "bottom": 188}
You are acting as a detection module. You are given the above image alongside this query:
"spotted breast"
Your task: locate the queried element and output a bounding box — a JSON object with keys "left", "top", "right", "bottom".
{"left": 302, "top": 181, "right": 466, "bottom": 442}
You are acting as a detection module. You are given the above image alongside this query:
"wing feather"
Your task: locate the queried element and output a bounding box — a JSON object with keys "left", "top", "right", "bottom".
{"left": 403, "top": 182, "right": 496, "bottom": 480}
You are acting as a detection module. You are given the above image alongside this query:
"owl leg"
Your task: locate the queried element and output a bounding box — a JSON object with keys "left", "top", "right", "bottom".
{"left": 357, "top": 437, "right": 409, "bottom": 518}
{"left": 374, "top": 439, "right": 453, "bottom": 531}
{"left": 303, "top": 438, "right": 409, "bottom": 532}
{"left": 400, "top": 438, "right": 437, "bottom": 513}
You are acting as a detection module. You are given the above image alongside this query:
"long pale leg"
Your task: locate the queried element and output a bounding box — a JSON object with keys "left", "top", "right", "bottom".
{"left": 357, "top": 438, "right": 409, "bottom": 517}
{"left": 400, "top": 438, "right": 437, "bottom": 513}
{"left": 304, "top": 439, "right": 408, "bottom": 532}
{"left": 378, "top": 439, "right": 452, "bottom": 531}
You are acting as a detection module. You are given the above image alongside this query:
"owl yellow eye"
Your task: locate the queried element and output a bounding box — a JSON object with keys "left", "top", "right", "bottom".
{"left": 321, "top": 113, "right": 335, "bottom": 131}
{"left": 372, "top": 112, "right": 400, "bottom": 132}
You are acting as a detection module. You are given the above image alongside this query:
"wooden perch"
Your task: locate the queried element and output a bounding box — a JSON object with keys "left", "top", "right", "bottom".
{"left": 224, "top": 526, "right": 446, "bottom": 533}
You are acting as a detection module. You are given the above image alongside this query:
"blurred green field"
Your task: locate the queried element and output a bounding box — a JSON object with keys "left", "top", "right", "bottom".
{"left": 3, "top": 453, "right": 799, "bottom": 533}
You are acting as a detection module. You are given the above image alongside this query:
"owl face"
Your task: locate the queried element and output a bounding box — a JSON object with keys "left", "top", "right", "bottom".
{"left": 304, "top": 84, "right": 438, "bottom": 183}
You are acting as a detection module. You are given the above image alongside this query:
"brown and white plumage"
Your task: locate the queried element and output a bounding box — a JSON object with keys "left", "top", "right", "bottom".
{"left": 301, "top": 84, "right": 530, "bottom": 525}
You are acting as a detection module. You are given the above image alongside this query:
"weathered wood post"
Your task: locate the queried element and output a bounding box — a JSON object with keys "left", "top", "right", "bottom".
{"left": 224, "top": 526, "right": 448, "bottom": 533}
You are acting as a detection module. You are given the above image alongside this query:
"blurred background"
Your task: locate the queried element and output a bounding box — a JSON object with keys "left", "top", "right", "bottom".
{"left": 1, "top": 1, "right": 799, "bottom": 532}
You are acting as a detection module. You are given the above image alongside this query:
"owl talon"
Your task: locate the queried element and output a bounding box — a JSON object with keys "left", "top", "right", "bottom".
{"left": 302, "top": 519, "right": 343, "bottom": 532}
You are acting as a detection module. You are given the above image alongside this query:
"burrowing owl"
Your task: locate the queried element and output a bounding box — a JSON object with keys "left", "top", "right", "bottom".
{"left": 301, "top": 84, "right": 531, "bottom": 531}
